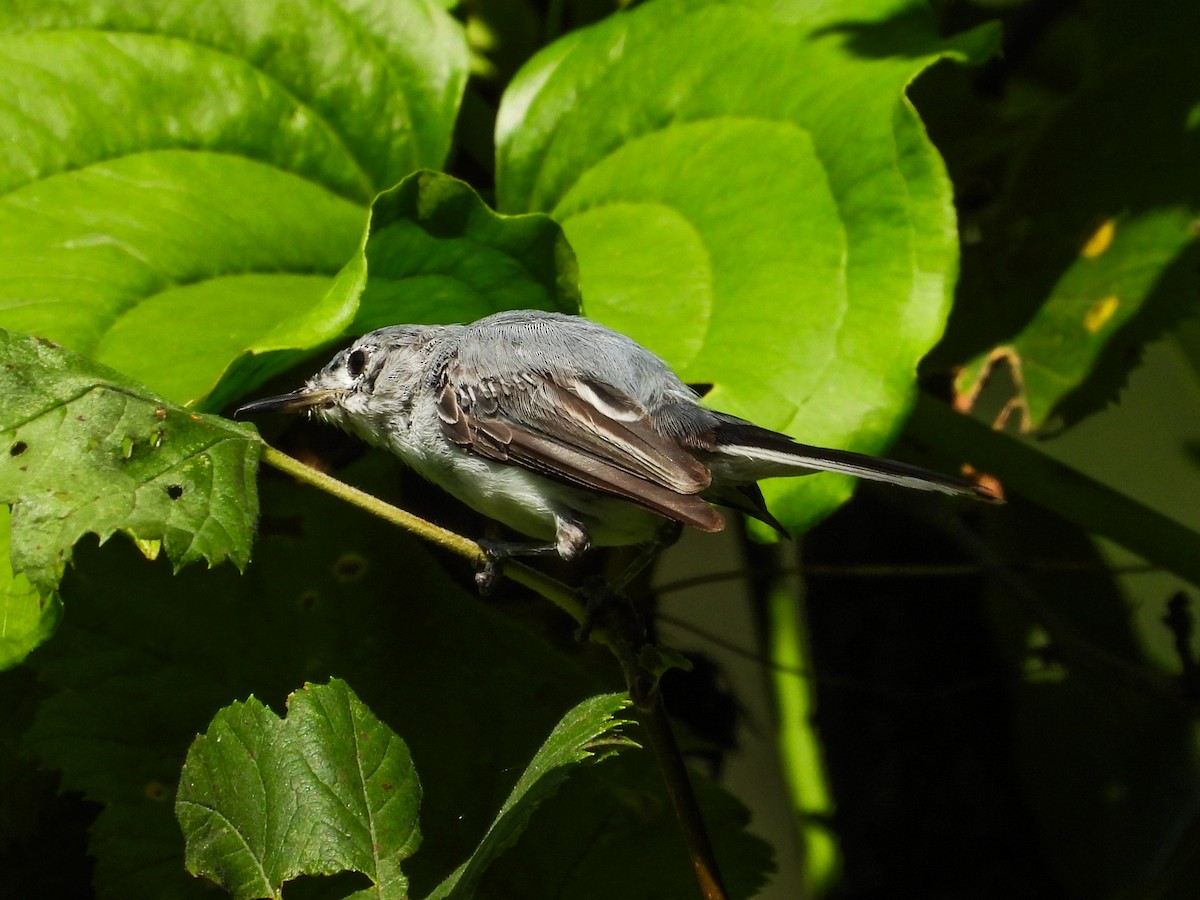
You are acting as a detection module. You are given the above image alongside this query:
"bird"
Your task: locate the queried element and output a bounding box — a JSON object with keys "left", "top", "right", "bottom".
{"left": 239, "top": 310, "right": 998, "bottom": 585}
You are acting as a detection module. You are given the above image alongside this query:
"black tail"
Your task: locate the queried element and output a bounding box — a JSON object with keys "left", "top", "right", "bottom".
{"left": 712, "top": 417, "right": 1001, "bottom": 502}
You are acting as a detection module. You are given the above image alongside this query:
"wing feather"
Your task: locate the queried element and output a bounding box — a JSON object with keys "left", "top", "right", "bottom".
{"left": 436, "top": 366, "right": 723, "bottom": 533}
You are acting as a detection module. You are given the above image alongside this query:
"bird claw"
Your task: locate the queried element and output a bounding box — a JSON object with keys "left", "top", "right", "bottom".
{"left": 473, "top": 538, "right": 565, "bottom": 595}
{"left": 474, "top": 560, "right": 503, "bottom": 596}
{"left": 474, "top": 540, "right": 510, "bottom": 596}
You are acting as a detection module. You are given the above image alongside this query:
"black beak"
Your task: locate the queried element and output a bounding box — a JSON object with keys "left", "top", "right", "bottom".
{"left": 236, "top": 389, "right": 341, "bottom": 417}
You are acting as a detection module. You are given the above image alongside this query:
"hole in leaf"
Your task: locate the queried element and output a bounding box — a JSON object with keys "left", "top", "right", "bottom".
{"left": 298, "top": 590, "right": 320, "bottom": 612}
{"left": 333, "top": 553, "right": 368, "bottom": 583}
{"left": 166, "top": 484, "right": 184, "bottom": 500}
{"left": 10, "top": 440, "right": 27, "bottom": 456}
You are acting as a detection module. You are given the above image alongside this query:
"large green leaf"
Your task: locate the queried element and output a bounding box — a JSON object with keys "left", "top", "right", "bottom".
{"left": 0, "top": 505, "right": 59, "bottom": 670}
{"left": 0, "top": 0, "right": 469, "bottom": 407}
{"left": 349, "top": 170, "right": 580, "bottom": 334}
{"left": 950, "top": 57, "right": 1200, "bottom": 432}
{"left": 209, "top": 170, "right": 581, "bottom": 412}
{"left": 428, "top": 693, "right": 635, "bottom": 899}
{"left": 18, "top": 455, "right": 772, "bottom": 898}
{"left": 976, "top": 503, "right": 1200, "bottom": 898}
{"left": 177, "top": 679, "right": 421, "bottom": 900}
{"left": 0, "top": 329, "right": 258, "bottom": 597}
{"left": 496, "top": 0, "right": 999, "bottom": 532}
{"left": 19, "top": 459, "right": 590, "bottom": 899}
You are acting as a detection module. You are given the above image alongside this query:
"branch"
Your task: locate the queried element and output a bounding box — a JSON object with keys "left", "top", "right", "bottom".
{"left": 260, "top": 444, "right": 586, "bottom": 624}
{"left": 638, "top": 692, "right": 729, "bottom": 900}
{"left": 909, "top": 394, "right": 1200, "bottom": 589}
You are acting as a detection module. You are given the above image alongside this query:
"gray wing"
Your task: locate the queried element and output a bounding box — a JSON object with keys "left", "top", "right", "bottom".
{"left": 434, "top": 361, "right": 725, "bottom": 533}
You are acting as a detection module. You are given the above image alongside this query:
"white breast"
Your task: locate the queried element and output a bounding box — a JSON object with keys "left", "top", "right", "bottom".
{"left": 384, "top": 391, "right": 664, "bottom": 547}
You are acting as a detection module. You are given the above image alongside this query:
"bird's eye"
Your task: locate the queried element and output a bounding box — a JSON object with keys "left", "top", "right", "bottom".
{"left": 346, "top": 349, "right": 367, "bottom": 377}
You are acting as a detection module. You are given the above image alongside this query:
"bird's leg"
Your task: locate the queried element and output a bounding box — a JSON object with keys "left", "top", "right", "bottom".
{"left": 473, "top": 513, "right": 591, "bottom": 595}
{"left": 473, "top": 539, "right": 556, "bottom": 595}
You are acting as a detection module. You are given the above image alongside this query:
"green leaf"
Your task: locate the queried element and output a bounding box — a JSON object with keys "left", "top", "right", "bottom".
{"left": 0, "top": 505, "right": 59, "bottom": 670}
{"left": 476, "top": 753, "right": 775, "bottom": 900}
{"left": 177, "top": 679, "right": 421, "bottom": 900}
{"left": 1175, "top": 316, "right": 1200, "bottom": 391}
{"left": 17, "top": 453, "right": 771, "bottom": 897}
{"left": 909, "top": 396, "right": 1200, "bottom": 590}
{"left": 218, "top": 170, "right": 580, "bottom": 409}
{"left": 0, "top": 0, "right": 469, "bottom": 406}
{"left": 427, "top": 693, "right": 635, "bottom": 900}
{"left": 350, "top": 170, "right": 580, "bottom": 334}
{"left": 0, "top": 667, "right": 61, "bottom": 855}
{"left": 19, "top": 455, "right": 608, "bottom": 898}
{"left": 951, "top": 56, "right": 1200, "bottom": 432}
{"left": 974, "top": 502, "right": 1200, "bottom": 899}
{"left": 496, "top": 0, "right": 999, "bottom": 533}
{"left": 0, "top": 328, "right": 259, "bottom": 595}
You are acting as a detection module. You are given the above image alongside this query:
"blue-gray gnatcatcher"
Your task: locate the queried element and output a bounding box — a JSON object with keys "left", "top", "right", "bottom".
{"left": 240, "top": 310, "right": 997, "bottom": 578}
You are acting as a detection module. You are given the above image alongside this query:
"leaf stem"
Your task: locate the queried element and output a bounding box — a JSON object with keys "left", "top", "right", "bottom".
{"left": 638, "top": 691, "right": 729, "bottom": 900}
{"left": 909, "top": 394, "right": 1200, "bottom": 588}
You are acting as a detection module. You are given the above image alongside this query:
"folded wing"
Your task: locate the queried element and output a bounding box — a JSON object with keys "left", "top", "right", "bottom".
{"left": 435, "top": 365, "right": 725, "bottom": 533}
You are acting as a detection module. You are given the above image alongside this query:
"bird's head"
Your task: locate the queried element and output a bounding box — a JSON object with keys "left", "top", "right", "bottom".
{"left": 237, "top": 325, "right": 444, "bottom": 446}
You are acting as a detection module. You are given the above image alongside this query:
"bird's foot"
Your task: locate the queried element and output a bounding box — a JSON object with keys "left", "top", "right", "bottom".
{"left": 473, "top": 538, "right": 559, "bottom": 596}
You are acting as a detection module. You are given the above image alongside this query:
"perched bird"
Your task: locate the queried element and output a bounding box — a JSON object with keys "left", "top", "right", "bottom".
{"left": 240, "top": 310, "right": 997, "bottom": 578}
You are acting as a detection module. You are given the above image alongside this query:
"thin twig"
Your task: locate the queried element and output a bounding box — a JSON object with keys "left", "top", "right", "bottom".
{"left": 656, "top": 612, "right": 1006, "bottom": 700}
{"left": 925, "top": 505, "right": 1193, "bottom": 712}
{"left": 638, "top": 690, "right": 729, "bottom": 900}
{"left": 654, "top": 559, "right": 1160, "bottom": 596}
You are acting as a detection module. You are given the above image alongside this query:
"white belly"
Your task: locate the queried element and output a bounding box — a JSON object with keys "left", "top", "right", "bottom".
{"left": 392, "top": 406, "right": 664, "bottom": 547}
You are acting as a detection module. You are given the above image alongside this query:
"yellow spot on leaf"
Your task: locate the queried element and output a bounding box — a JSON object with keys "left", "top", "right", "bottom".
{"left": 1085, "top": 295, "right": 1119, "bottom": 333}
{"left": 1082, "top": 219, "right": 1116, "bottom": 258}
{"left": 133, "top": 538, "right": 162, "bottom": 561}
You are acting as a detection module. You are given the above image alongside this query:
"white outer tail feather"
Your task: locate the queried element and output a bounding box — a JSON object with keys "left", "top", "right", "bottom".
{"left": 714, "top": 442, "right": 981, "bottom": 497}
